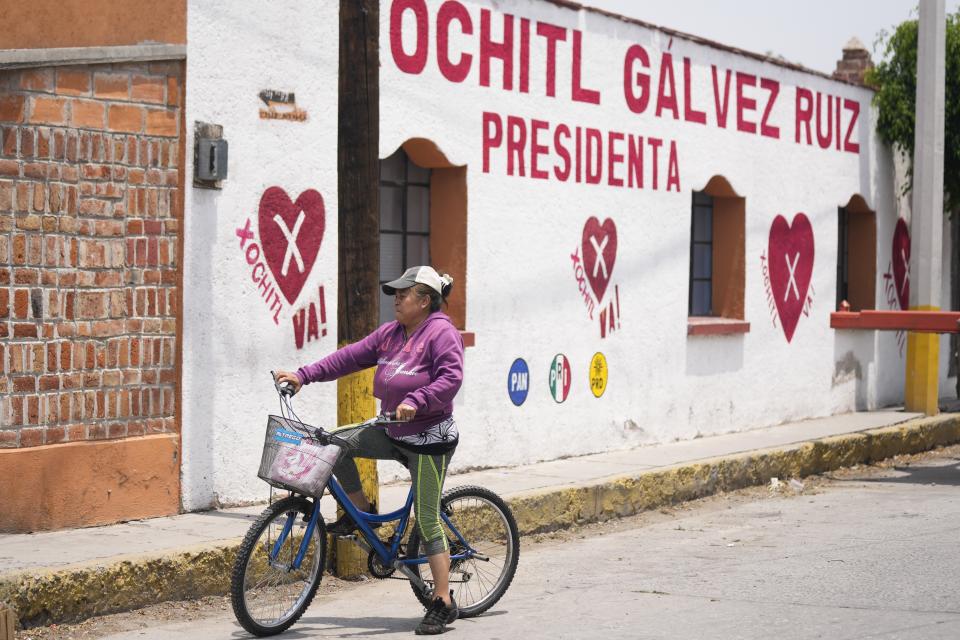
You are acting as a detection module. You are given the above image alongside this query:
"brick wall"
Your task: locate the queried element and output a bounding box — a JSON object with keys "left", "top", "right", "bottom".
{"left": 0, "top": 62, "right": 182, "bottom": 448}
{"left": 833, "top": 38, "right": 874, "bottom": 85}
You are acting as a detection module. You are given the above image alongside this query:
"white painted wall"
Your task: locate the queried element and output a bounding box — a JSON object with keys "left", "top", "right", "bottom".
{"left": 181, "top": 0, "right": 340, "bottom": 510}
{"left": 377, "top": 0, "right": 957, "bottom": 477}
{"left": 178, "top": 0, "right": 956, "bottom": 505}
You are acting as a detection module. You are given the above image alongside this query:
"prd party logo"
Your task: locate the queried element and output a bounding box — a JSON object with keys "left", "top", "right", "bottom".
{"left": 549, "top": 354, "right": 572, "bottom": 403}
{"left": 589, "top": 352, "right": 608, "bottom": 398}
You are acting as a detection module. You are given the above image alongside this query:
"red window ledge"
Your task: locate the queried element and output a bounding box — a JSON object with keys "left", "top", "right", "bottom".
{"left": 830, "top": 310, "right": 960, "bottom": 333}
{"left": 687, "top": 317, "right": 751, "bottom": 336}
{"left": 460, "top": 331, "right": 476, "bottom": 347}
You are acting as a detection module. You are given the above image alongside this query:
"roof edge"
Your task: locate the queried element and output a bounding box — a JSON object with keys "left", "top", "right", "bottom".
{"left": 543, "top": 0, "right": 874, "bottom": 91}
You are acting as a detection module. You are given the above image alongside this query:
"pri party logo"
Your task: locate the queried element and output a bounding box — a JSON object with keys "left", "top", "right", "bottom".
{"left": 570, "top": 217, "right": 622, "bottom": 339}
{"left": 549, "top": 354, "right": 572, "bottom": 403}
{"left": 235, "top": 187, "right": 329, "bottom": 350}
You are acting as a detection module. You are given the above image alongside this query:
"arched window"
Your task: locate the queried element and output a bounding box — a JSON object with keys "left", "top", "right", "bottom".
{"left": 378, "top": 139, "right": 469, "bottom": 339}
{"left": 688, "top": 176, "right": 746, "bottom": 333}
{"left": 836, "top": 195, "right": 876, "bottom": 311}
{"left": 378, "top": 147, "right": 431, "bottom": 325}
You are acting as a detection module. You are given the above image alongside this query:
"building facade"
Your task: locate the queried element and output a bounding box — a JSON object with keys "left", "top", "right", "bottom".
{"left": 1, "top": 0, "right": 954, "bottom": 530}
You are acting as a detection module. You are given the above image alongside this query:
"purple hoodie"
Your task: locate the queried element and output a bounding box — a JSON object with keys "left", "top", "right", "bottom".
{"left": 295, "top": 312, "right": 464, "bottom": 438}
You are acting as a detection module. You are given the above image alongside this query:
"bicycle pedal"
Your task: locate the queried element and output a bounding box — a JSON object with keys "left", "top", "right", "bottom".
{"left": 335, "top": 533, "right": 358, "bottom": 541}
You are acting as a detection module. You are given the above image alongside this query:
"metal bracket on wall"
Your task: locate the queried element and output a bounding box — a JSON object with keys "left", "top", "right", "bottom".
{"left": 193, "top": 121, "right": 228, "bottom": 189}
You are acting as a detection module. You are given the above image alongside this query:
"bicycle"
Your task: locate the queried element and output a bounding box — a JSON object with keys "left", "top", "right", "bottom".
{"left": 229, "top": 373, "right": 520, "bottom": 636}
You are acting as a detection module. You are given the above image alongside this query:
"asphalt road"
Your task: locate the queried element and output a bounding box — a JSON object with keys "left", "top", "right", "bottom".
{"left": 27, "top": 449, "right": 960, "bottom": 640}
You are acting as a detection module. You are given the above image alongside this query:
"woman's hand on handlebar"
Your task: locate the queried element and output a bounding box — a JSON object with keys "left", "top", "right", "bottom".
{"left": 395, "top": 402, "right": 417, "bottom": 421}
{"left": 274, "top": 370, "right": 302, "bottom": 396}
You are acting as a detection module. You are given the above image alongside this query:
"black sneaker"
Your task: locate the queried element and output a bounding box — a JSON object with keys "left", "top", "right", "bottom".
{"left": 325, "top": 513, "right": 358, "bottom": 536}
{"left": 415, "top": 591, "right": 458, "bottom": 635}
{"left": 326, "top": 506, "right": 380, "bottom": 537}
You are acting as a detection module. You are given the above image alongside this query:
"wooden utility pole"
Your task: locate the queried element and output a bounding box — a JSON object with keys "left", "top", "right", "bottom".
{"left": 336, "top": 0, "right": 380, "bottom": 576}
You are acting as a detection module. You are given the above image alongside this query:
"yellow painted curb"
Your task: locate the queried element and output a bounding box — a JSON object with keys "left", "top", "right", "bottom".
{"left": 510, "top": 414, "right": 960, "bottom": 534}
{"left": 0, "top": 542, "right": 239, "bottom": 629}
{"left": 3, "top": 413, "right": 959, "bottom": 628}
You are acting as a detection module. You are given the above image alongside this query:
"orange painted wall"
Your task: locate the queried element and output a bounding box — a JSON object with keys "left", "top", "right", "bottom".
{"left": 0, "top": 434, "right": 180, "bottom": 532}
{"left": 711, "top": 196, "right": 745, "bottom": 320}
{"left": 429, "top": 168, "right": 468, "bottom": 329}
{"left": 0, "top": 0, "right": 186, "bottom": 50}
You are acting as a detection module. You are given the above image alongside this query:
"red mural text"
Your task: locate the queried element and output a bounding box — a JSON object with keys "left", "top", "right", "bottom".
{"left": 236, "top": 218, "right": 285, "bottom": 325}
{"left": 391, "top": 0, "right": 601, "bottom": 103}
{"left": 388, "top": 0, "right": 863, "bottom": 165}
{"left": 292, "top": 286, "right": 329, "bottom": 350}
{"left": 483, "top": 112, "right": 681, "bottom": 191}
{"left": 794, "top": 89, "right": 860, "bottom": 153}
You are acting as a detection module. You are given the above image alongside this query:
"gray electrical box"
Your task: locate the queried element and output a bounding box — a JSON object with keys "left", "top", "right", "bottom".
{"left": 194, "top": 121, "right": 227, "bottom": 189}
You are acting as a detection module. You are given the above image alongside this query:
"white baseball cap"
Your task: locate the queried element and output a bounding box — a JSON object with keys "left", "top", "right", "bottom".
{"left": 382, "top": 266, "right": 449, "bottom": 296}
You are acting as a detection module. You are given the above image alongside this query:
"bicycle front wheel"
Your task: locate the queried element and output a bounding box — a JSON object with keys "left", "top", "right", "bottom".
{"left": 230, "top": 495, "right": 326, "bottom": 636}
{"left": 408, "top": 485, "right": 520, "bottom": 617}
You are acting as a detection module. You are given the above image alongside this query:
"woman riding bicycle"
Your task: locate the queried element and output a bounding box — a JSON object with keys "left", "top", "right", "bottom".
{"left": 275, "top": 265, "right": 463, "bottom": 636}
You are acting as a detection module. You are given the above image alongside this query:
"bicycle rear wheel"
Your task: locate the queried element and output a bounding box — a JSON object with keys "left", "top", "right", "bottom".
{"left": 230, "top": 495, "right": 326, "bottom": 636}
{"left": 407, "top": 485, "right": 519, "bottom": 617}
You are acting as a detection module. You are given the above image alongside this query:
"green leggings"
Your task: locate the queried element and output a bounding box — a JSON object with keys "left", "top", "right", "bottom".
{"left": 331, "top": 423, "right": 453, "bottom": 556}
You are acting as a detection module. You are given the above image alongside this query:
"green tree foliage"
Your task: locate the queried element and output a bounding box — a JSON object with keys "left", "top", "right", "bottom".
{"left": 866, "top": 10, "right": 960, "bottom": 214}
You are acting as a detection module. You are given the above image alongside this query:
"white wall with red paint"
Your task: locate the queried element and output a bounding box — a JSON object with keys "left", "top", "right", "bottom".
{"left": 378, "top": 0, "right": 956, "bottom": 475}
{"left": 180, "top": 0, "right": 340, "bottom": 510}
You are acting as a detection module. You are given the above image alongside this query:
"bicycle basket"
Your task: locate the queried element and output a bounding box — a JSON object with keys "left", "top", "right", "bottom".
{"left": 258, "top": 415, "right": 342, "bottom": 496}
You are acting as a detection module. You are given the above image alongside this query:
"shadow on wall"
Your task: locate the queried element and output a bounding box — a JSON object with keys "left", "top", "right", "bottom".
{"left": 181, "top": 187, "right": 221, "bottom": 510}
{"left": 833, "top": 330, "right": 876, "bottom": 411}
{"left": 685, "top": 333, "right": 745, "bottom": 376}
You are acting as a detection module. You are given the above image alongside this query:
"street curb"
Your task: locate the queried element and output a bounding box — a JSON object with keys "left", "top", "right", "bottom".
{"left": 508, "top": 414, "right": 960, "bottom": 535}
{"left": 3, "top": 413, "right": 959, "bottom": 628}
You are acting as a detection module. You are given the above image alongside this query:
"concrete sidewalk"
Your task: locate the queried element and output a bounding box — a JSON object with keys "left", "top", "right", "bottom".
{"left": 3, "top": 408, "right": 960, "bottom": 629}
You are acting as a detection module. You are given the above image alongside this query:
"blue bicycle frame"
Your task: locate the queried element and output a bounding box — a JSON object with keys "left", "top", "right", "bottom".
{"left": 264, "top": 373, "right": 477, "bottom": 587}
{"left": 267, "top": 473, "right": 476, "bottom": 583}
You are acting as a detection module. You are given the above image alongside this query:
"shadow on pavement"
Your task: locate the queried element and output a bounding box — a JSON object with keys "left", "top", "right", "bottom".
{"left": 197, "top": 510, "right": 262, "bottom": 521}
{"left": 839, "top": 459, "right": 960, "bottom": 487}
{"left": 280, "top": 609, "right": 508, "bottom": 637}
{"left": 292, "top": 615, "right": 416, "bottom": 636}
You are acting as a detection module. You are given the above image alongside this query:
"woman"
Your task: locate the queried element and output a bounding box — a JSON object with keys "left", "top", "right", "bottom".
{"left": 275, "top": 265, "right": 464, "bottom": 636}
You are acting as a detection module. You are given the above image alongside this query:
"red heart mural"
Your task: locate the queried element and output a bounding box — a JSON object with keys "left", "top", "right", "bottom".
{"left": 581, "top": 217, "right": 618, "bottom": 302}
{"left": 258, "top": 187, "right": 326, "bottom": 305}
{"left": 768, "top": 213, "right": 815, "bottom": 343}
{"left": 892, "top": 218, "right": 910, "bottom": 310}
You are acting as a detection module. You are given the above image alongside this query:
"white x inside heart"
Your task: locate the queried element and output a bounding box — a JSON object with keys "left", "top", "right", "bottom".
{"left": 273, "top": 212, "right": 306, "bottom": 277}
{"left": 589, "top": 235, "right": 609, "bottom": 279}
{"left": 900, "top": 248, "right": 910, "bottom": 296}
{"left": 784, "top": 252, "right": 801, "bottom": 302}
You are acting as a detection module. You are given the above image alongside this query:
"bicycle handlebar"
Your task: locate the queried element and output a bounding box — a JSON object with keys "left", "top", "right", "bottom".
{"left": 270, "top": 372, "right": 403, "bottom": 444}
{"left": 270, "top": 370, "right": 296, "bottom": 397}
